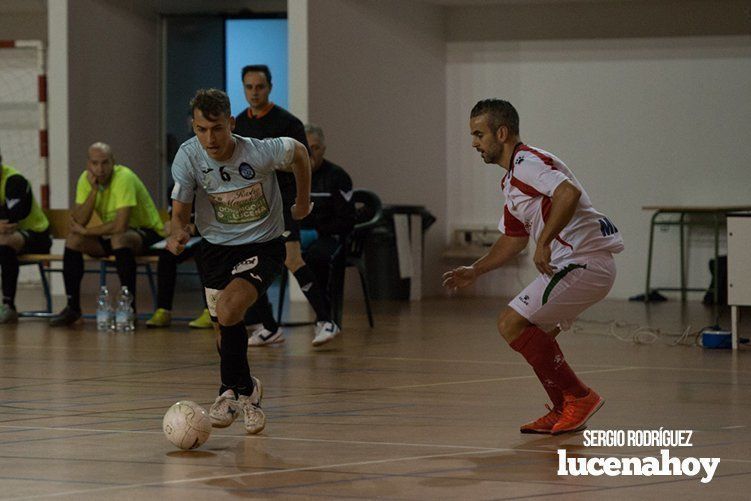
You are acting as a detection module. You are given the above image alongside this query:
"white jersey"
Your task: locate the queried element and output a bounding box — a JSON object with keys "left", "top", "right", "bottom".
{"left": 498, "top": 144, "right": 624, "bottom": 266}
{"left": 171, "top": 134, "right": 295, "bottom": 245}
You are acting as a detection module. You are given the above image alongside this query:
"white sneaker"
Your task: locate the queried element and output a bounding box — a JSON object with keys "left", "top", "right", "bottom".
{"left": 209, "top": 389, "right": 240, "bottom": 428}
{"left": 248, "top": 326, "right": 285, "bottom": 346}
{"left": 312, "top": 321, "right": 341, "bottom": 347}
{"left": 239, "top": 376, "right": 266, "bottom": 434}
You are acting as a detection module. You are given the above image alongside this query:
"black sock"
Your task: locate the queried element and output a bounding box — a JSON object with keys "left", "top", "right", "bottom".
{"left": 294, "top": 265, "right": 331, "bottom": 322}
{"left": 218, "top": 321, "right": 254, "bottom": 396}
{"left": 113, "top": 248, "right": 137, "bottom": 310}
{"left": 156, "top": 250, "right": 178, "bottom": 310}
{"left": 0, "top": 246, "right": 19, "bottom": 310}
{"left": 62, "top": 247, "right": 84, "bottom": 311}
{"left": 246, "top": 295, "right": 279, "bottom": 332}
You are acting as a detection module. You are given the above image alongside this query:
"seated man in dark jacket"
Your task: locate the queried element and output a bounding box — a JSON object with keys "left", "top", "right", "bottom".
{"left": 0, "top": 149, "right": 52, "bottom": 323}
{"left": 300, "top": 124, "right": 355, "bottom": 345}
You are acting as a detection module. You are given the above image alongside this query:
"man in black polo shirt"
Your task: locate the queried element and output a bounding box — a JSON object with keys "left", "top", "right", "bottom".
{"left": 235, "top": 65, "right": 340, "bottom": 347}
{"left": 301, "top": 124, "right": 356, "bottom": 345}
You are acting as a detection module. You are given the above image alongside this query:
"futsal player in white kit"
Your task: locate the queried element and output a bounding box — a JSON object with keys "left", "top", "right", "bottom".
{"left": 166, "top": 88, "right": 311, "bottom": 434}
{"left": 443, "top": 99, "right": 624, "bottom": 434}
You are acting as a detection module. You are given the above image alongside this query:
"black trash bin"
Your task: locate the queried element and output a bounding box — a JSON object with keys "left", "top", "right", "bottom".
{"left": 364, "top": 205, "right": 435, "bottom": 300}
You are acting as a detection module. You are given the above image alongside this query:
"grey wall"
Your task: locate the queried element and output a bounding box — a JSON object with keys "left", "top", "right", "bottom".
{"left": 67, "top": 0, "right": 161, "bottom": 204}
{"left": 307, "top": 0, "right": 448, "bottom": 296}
{"left": 0, "top": 0, "right": 47, "bottom": 42}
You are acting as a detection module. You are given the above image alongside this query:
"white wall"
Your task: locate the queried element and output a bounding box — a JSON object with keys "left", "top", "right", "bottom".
{"left": 446, "top": 35, "right": 751, "bottom": 299}
{"left": 288, "top": 0, "right": 308, "bottom": 122}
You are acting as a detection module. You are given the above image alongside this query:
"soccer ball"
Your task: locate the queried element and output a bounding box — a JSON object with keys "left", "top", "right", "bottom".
{"left": 162, "top": 401, "right": 212, "bottom": 450}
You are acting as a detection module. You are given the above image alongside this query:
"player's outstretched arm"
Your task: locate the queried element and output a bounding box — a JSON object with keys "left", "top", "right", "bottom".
{"left": 443, "top": 234, "right": 528, "bottom": 290}
{"left": 165, "top": 200, "right": 192, "bottom": 255}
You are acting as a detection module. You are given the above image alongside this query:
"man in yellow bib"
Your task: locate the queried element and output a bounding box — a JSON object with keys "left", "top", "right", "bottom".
{"left": 50, "top": 142, "right": 165, "bottom": 326}
{"left": 0, "top": 148, "right": 52, "bottom": 323}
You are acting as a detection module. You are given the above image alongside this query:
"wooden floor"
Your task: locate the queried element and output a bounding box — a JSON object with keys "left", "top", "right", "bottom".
{"left": 0, "top": 290, "right": 749, "bottom": 500}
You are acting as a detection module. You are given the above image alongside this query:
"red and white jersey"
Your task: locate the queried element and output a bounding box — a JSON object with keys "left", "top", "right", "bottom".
{"left": 499, "top": 144, "right": 624, "bottom": 266}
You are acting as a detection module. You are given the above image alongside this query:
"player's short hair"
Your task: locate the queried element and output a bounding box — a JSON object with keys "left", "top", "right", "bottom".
{"left": 190, "top": 88, "right": 231, "bottom": 120}
{"left": 304, "top": 123, "right": 325, "bottom": 145}
{"left": 470, "top": 99, "right": 520, "bottom": 135}
{"left": 241, "top": 64, "right": 272, "bottom": 86}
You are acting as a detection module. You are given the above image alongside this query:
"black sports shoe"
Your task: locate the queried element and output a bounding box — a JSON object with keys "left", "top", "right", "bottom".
{"left": 49, "top": 306, "right": 82, "bottom": 327}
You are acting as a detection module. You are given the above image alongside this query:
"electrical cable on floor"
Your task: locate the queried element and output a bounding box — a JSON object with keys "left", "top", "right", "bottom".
{"left": 567, "top": 318, "right": 707, "bottom": 347}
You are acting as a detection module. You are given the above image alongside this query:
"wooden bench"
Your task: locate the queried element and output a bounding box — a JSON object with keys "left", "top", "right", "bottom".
{"left": 18, "top": 208, "right": 164, "bottom": 318}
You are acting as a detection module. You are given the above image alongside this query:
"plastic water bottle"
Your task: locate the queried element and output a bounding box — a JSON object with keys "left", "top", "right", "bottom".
{"left": 96, "top": 286, "right": 112, "bottom": 332}
{"left": 115, "top": 286, "right": 135, "bottom": 332}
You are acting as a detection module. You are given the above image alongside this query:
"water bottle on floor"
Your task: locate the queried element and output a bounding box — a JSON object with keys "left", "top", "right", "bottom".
{"left": 96, "top": 286, "right": 112, "bottom": 332}
{"left": 115, "top": 286, "right": 135, "bottom": 332}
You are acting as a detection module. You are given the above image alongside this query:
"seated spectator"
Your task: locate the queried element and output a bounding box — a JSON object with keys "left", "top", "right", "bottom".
{"left": 300, "top": 124, "right": 355, "bottom": 345}
{"left": 0, "top": 148, "right": 52, "bottom": 323}
{"left": 50, "top": 142, "right": 165, "bottom": 326}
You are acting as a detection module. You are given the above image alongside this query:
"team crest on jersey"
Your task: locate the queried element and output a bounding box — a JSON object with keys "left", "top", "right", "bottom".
{"left": 238, "top": 162, "right": 256, "bottom": 180}
{"left": 515, "top": 156, "right": 525, "bottom": 165}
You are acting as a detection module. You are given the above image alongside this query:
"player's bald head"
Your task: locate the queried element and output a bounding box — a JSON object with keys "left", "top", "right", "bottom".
{"left": 88, "top": 142, "right": 113, "bottom": 161}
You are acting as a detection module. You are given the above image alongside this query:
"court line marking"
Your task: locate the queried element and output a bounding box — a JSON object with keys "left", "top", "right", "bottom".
{"left": 1, "top": 423, "right": 749, "bottom": 464}
{"left": 385, "top": 366, "right": 638, "bottom": 390}
{"left": 4, "top": 342, "right": 749, "bottom": 375}
{"left": 6, "top": 448, "right": 517, "bottom": 499}
{"left": 8, "top": 439, "right": 751, "bottom": 500}
{"left": 360, "top": 355, "right": 751, "bottom": 374}
{"left": 0, "top": 367, "right": 638, "bottom": 418}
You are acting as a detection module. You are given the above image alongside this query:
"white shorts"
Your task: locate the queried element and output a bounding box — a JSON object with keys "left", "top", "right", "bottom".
{"left": 508, "top": 252, "right": 616, "bottom": 332}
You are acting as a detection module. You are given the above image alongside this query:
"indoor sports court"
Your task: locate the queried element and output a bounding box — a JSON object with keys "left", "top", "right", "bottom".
{"left": 0, "top": 1, "right": 749, "bottom": 499}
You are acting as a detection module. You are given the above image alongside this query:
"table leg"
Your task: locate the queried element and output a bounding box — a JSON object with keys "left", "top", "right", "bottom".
{"left": 680, "top": 212, "right": 686, "bottom": 302}
{"left": 714, "top": 212, "right": 720, "bottom": 321}
{"left": 731, "top": 305, "right": 738, "bottom": 350}
{"left": 645, "top": 211, "right": 659, "bottom": 302}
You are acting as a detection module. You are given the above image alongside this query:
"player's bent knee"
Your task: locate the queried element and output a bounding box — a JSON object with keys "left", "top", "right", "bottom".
{"left": 216, "top": 282, "right": 258, "bottom": 325}
{"left": 215, "top": 300, "right": 244, "bottom": 326}
{"left": 497, "top": 309, "right": 528, "bottom": 344}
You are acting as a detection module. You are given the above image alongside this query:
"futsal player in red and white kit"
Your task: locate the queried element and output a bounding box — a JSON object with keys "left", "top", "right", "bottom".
{"left": 443, "top": 99, "right": 624, "bottom": 434}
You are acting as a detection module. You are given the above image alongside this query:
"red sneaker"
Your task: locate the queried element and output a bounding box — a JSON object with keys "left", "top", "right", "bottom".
{"left": 520, "top": 404, "right": 561, "bottom": 434}
{"left": 551, "top": 389, "right": 604, "bottom": 435}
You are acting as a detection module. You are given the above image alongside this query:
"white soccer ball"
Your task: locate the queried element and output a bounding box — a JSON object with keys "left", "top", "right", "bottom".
{"left": 162, "top": 400, "right": 212, "bottom": 450}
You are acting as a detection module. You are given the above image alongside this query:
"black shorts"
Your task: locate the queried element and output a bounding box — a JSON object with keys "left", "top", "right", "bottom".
{"left": 19, "top": 229, "right": 52, "bottom": 254}
{"left": 98, "top": 227, "right": 163, "bottom": 255}
{"left": 198, "top": 237, "right": 285, "bottom": 319}
{"left": 277, "top": 172, "right": 300, "bottom": 242}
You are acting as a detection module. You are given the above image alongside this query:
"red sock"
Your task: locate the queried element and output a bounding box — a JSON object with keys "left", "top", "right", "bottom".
{"left": 510, "top": 325, "right": 588, "bottom": 399}
{"left": 534, "top": 367, "right": 565, "bottom": 409}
